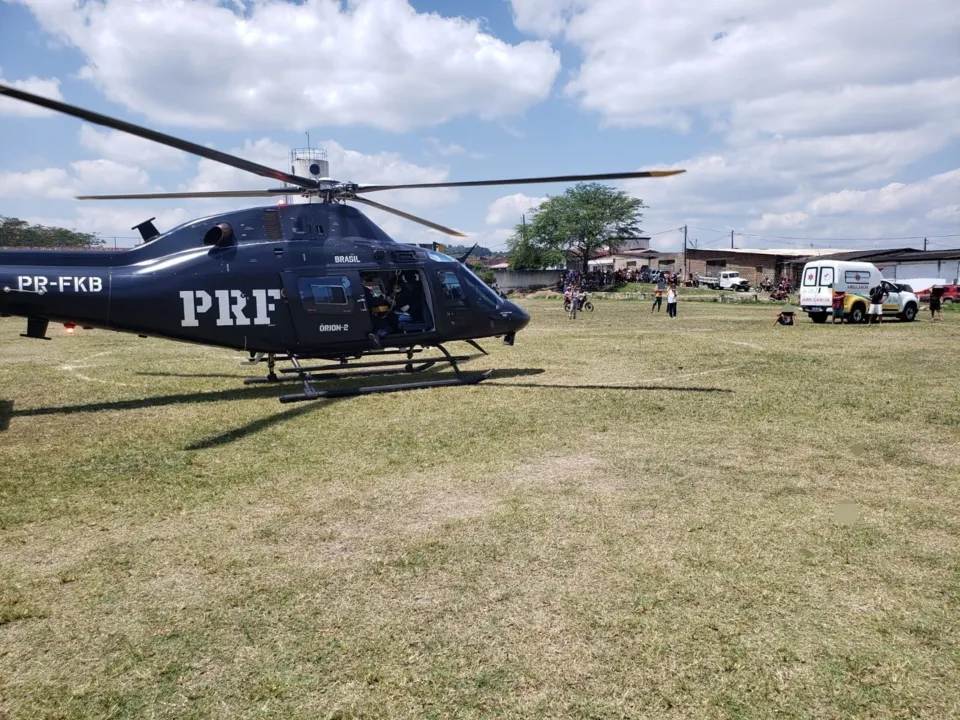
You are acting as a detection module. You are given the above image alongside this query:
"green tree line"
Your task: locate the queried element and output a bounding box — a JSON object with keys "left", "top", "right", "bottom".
{"left": 0, "top": 216, "right": 104, "bottom": 249}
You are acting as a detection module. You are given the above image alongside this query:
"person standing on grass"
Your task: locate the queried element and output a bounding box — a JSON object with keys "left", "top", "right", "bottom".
{"left": 868, "top": 284, "right": 887, "bottom": 324}
{"left": 666, "top": 283, "right": 678, "bottom": 318}
{"left": 930, "top": 286, "right": 945, "bottom": 321}
{"left": 652, "top": 282, "right": 664, "bottom": 312}
{"left": 832, "top": 288, "right": 845, "bottom": 324}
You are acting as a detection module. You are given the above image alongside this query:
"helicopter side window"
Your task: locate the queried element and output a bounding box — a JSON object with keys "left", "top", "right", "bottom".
{"left": 292, "top": 216, "right": 325, "bottom": 237}
{"left": 298, "top": 276, "right": 352, "bottom": 314}
{"left": 439, "top": 271, "right": 467, "bottom": 307}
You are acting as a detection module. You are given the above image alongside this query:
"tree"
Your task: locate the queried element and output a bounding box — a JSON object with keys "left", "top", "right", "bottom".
{"left": 468, "top": 261, "right": 496, "bottom": 285}
{"left": 506, "top": 228, "right": 564, "bottom": 270}
{"left": 0, "top": 216, "right": 104, "bottom": 249}
{"left": 445, "top": 243, "right": 493, "bottom": 258}
{"left": 514, "top": 183, "right": 647, "bottom": 273}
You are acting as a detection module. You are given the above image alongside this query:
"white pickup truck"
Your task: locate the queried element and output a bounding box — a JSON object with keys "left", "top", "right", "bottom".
{"left": 697, "top": 270, "right": 751, "bottom": 291}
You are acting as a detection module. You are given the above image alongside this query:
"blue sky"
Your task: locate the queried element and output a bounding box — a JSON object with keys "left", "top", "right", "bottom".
{"left": 1, "top": 0, "right": 958, "bottom": 252}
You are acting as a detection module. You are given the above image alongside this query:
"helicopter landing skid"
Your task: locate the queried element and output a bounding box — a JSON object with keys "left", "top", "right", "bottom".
{"left": 242, "top": 344, "right": 491, "bottom": 403}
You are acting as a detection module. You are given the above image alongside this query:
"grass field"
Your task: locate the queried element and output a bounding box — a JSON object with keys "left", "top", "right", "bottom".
{"left": 2, "top": 301, "right": 959, "bottom": 719}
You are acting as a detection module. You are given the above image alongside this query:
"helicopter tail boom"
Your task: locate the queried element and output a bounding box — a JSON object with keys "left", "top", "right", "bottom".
{"left": 0, "top": 261, "right": 111, "bottom": 334}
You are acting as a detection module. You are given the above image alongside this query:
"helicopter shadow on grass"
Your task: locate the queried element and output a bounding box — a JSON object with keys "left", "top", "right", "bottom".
{"left": 484, "top": 369, "right": 734, "bottom": 394}
{"left": 4, "top": 368, "right": 549, "bottom": 450}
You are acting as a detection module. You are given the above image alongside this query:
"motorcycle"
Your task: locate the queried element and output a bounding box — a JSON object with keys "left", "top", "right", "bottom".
{"left": 564, "top": 290, "right": 593, "bottom": 314}
{"left": 770, "top": 288, "right": 791, "bottom": 302}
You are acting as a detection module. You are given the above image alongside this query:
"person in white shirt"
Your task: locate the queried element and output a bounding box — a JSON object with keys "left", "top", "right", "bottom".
{"left": 666, "top": 285, "right": 678, "bottom": 317}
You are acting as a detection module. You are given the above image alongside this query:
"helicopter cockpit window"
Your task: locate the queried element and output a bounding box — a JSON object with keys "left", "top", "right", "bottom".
{"left": 439, "top": 271, "right": 467, "bottom": 307}
{"left": 427, "top": 251, "right": 457, "bottom": 263}
{"left": 298, "top": 276, "right": 352, "bottom": 314}
{"left": 459, "top": 266, "right": 502, "bottom": 311}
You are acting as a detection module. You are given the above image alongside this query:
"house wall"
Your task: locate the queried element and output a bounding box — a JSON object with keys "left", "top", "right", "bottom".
{"left": 654, "top": 252, "right": 683, "bottom": 271}
{"left": 877, "top": 259, "right": 960, "bottom": 284}
{"left": 492, "top": 269, "right": 565, "bottom": 290}
{"left": 686, "top": 250, "right": 781, "bottom": 285}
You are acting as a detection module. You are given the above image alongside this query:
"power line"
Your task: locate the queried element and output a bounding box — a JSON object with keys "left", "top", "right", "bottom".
{"left": 644, "top": 227, "right": 684, "bottom": 236}
{"left": 737, "top": 230, "right": 960, "bottom": 242}
{"left": 688, "top": 225, "right": 732, "bottom": 235}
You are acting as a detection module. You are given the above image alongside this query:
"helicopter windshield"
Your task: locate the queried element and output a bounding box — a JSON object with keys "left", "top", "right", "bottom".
{"left": 459, "top": 264, "right": 503, "bottom": 310}
{"left": 427, "top": 251, "right": 457, "bottom": 263}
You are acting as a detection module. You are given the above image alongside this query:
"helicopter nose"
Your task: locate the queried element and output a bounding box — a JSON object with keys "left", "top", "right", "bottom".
{"left": 505, "top": 301, "right": 530, "bottom": 332}
{"left": 498, "top": 300, "right": 529, "bottom": 346}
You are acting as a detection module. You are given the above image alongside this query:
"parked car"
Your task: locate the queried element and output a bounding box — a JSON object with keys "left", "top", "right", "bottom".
{"left": 915, "top": 284, "right": 960, "bottom": 305}
{"left": 798, "top": 259, "right": 920, "bottom": 323}
{"left": 697, "top": 270, "right": 752, "bottom": 291}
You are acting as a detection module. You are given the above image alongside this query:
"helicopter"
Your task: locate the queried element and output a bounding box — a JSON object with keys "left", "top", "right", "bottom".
{"left": 0, "top": 83, "right": 685, "bottom": 403}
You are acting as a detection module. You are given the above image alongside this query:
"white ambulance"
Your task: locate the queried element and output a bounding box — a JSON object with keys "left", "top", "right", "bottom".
{"left": 798, "top": 259, "right": 919, "bottom": 324}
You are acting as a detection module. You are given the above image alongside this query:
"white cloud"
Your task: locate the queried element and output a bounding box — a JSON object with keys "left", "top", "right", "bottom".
{"left": 183, "top": 138, "right": 293, "bottom": 194}
{"left": 0, "top": 168, "right": 76, "bottom": 199}
{"left": 618, "top": 159, "right": 960, "bottom": 250}
{"left": 728, "top": 78, "right": 960, "bottom": 141}
{"left": 512, "top": 0, "right": 960, "bottom": 132}
{"left": 78, "top": 124, "right": 189, "bottom": 170}
{"left": 14, "top": 0, "right": 561, "bottom": 132}
{"left": 807, "top": 169, "right": 960, "bottom": 218}
{"left": 324, "top": 140, "right": 458, "bottom": 207}
{"left": 2, "top": 137, "right": 464, "bottom": 244}
{"left": 749, "top": 212, "right": 810, "bottom": 231}
{"left": 20, "top": 206, "right": 194, "bottom": 245}
{"left": 0, "top": 160, "right": 149, "bottom": 199}
{"left": 0, "top": 68, "right": 64, "bottom": 117}
{"left": 485, "top": 192, "right": 549, "bottom": 225}
{"left": 176, "top": 135, "right": 458, "bottom": 210}
{"left": 509, "top": 0, "right": 960, "bottom": 251}
{"left": 424, "top": 138, "right": 466, "bottom": 157}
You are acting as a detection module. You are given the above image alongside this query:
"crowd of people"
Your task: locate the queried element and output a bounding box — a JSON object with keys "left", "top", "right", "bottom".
{"left": 557, "top": 267, "right": 685, "bottom": 293}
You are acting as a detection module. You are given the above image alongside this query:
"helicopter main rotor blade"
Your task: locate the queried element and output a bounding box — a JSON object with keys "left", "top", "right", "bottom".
{"left": 350, "top": 196, "right": 468, "bottom": 238}
{"left": 76, "top": 189, "right": 299, "bottom": 200}
{"left": 0, "top": 83, "right": 319, "bottom": 191}
{"left": 354, "top": 169, "right": 685, "bottom": 193}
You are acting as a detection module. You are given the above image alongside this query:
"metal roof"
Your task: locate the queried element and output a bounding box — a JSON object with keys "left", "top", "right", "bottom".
{"left": 876, "top": 249, "right": 960, "bottom": 262}
{"left": 780, "top": 247, "right": 951, "bottom": 265}
{"left": 688, "top": 247, "right": 855, "bottom": 258}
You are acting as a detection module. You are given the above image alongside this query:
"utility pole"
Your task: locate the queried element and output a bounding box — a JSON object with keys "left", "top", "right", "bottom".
{"left": 683, "top": 225, "right": 688, "bottom": 278}
{"left": 730, "top": 230, "right": 734, "bottom": 249}
{"left": 924, "top": 237, "right": 928, "bottom": 251}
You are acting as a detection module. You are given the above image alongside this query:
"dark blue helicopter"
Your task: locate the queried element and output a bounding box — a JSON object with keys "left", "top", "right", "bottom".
{"left": 0, "top": 83, "right": 684, "bottom": 402}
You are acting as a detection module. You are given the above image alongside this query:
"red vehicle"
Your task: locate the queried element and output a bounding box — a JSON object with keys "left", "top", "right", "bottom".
{"left": 916, "top": 284, "right": 960, "bottom": 305}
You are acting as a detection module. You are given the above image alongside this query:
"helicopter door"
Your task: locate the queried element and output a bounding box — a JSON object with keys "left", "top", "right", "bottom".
{"left": 281, "top": 271, "right": 371, "bottom": 347}
{"left": 434, "top": 269, "right": 470, "bottom": 331}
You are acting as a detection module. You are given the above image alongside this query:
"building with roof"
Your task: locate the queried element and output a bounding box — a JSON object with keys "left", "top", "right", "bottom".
{"left": 585, "top": 248, "right": 660, "bottom": 272}
{"left": 683, "top": 247, "right": 852, "bottom": 286}
{"left": 567, "top": 236, "right": 651, "bottom": 271}
{"left": 781, "top": 248, "right": 960, "bottom": 285}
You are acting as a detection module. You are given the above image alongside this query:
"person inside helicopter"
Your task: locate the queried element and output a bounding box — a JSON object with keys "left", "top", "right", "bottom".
{"left": 360, "top": 270, "right": 433, "bottom": 336}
